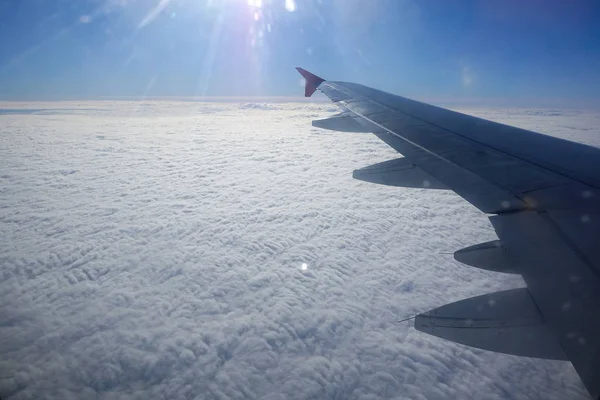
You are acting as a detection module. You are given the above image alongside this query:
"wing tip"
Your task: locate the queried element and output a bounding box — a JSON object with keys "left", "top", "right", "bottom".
{"left": 296, "top": 67, "right": 325, "bottom": 97}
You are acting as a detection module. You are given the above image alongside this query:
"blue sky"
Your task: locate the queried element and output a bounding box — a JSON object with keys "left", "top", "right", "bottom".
{"left": 0, "top": 0, "right": 599, "bottom": 105}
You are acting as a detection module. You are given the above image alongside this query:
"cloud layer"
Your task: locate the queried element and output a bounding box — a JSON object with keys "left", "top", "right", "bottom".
{"left": 1, "top": 102, "right": 597, "bottom": 399}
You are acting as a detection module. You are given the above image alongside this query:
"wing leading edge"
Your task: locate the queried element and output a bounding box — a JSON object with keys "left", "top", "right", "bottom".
{"left": 297, "top": 68, "right": 600, "bottom": 398}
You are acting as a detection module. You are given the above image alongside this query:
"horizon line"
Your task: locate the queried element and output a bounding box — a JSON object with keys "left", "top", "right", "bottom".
{"left": 0, "top": 95, "right": 598, "bottom": 110}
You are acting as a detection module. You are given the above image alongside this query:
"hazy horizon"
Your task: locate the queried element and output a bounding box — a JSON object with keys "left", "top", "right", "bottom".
{"left": 1, "top": 95, "right": 599, "bottom": 110}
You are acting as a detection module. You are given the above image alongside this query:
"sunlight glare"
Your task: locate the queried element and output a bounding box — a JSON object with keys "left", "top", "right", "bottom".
{"left": 285, "top": 0, "right": 296, "bottom": 12}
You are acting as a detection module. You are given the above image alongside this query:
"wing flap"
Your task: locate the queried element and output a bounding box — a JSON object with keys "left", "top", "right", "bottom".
{"left": 312, "top": 113, "right": 371, "bottom": 133}
{"left": 415, "top": 288, "right": 568, "bottom": 360}
{"left": 352, "top": 157, "right": 447, "bottom": 189}
{"left": 454, "top": 240, "right": 518, "bottom": 274}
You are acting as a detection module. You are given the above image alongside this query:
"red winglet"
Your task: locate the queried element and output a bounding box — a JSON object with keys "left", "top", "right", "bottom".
{"left": 296, "top": 67, "right": 325, "bottom": 97}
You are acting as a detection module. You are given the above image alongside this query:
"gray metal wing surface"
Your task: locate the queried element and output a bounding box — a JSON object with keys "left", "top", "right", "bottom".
{"left": 296, "top": 67, "right": 600, "bottom": 399}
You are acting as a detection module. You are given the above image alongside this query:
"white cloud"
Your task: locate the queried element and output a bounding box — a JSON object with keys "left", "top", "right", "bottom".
{"left": 0, "top": 102, "right": 596, "bottom": 399}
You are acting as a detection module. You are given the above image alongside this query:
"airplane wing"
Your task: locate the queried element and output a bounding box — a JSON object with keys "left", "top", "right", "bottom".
{"left": 296, "top": 67, "right": 600, "bottom": 399}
